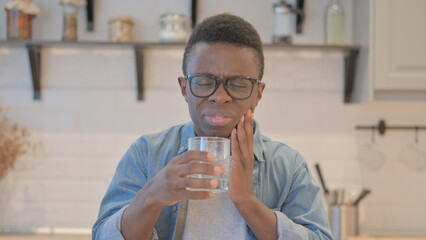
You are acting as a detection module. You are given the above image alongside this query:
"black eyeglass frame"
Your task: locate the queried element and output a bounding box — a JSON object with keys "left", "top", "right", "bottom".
{"left": 186, "top": 74, "right": 262, "bottom": 100}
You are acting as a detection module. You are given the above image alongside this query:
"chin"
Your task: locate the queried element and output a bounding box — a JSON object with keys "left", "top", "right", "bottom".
{"left": 204, "top": 128, "right": 232, "bottom": 138}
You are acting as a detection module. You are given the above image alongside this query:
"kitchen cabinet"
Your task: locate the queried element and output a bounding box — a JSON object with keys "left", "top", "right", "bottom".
{"left": 373, "top": 0, "right": 426, "bottom": 90}
{"left": 353, "top": 0, "right": 426, "bottom": 102}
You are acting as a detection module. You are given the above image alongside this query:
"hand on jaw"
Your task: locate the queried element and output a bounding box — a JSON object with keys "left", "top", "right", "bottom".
{"left": 229, "top": 109, "right": 256, "bottom": 206}
{"left": 229, "top": 109, "right": 279, "bottom": 240}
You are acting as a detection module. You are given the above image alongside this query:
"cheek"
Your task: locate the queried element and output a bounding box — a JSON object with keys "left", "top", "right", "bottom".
{"left": 243, "top": 98, "right": 258, "bottom": 112}
{"left": 187, "top": 96, "right": 203, "bottom": 114}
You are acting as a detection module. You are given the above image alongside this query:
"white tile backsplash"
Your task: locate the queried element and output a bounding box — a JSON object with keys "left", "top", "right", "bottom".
{"left": 41, "top": 89, "right": 116, "bottom": 111}
{"left": 39, "top": 179, "right": 106, "bottom": 203}
{"left": 0, "top": 48, "right": 32, "bottom": 87}
{"left": 42, "top": 47, "right": 135, "bottom": 89}
{"left": 263, "top": 49, "right": 344, "bottom": 91}
{"left": 42, "top": 133, "right": 118, "bottom": 156}
{"left": 6, "top": 109, "right": 78, "bottom": 131}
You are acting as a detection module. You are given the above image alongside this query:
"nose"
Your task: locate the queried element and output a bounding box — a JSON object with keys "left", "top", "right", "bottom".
{"left": 208, "top": 82, "right": 232, "bottom": 104}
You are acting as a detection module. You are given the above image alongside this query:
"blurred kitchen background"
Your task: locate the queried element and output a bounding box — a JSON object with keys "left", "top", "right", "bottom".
{"left": 0, "top": 0, "right": 425, "bottom": 239}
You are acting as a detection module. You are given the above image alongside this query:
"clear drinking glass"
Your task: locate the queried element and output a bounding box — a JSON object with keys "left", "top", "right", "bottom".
{"left": 187, "top": 137, "right": 231, "bottom": 192}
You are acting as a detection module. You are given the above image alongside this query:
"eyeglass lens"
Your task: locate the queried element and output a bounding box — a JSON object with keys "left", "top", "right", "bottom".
{"left": 190, "top": 75, "right": 254, "bottom": 99}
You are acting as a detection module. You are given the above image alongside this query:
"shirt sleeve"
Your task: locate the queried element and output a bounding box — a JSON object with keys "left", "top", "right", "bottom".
{"left": 275, "top": 154, "right": 333, "bottom": 240}
{"left": 92, "top": 142, "right": 158, "bottom": 240}
{"left": 92, "top": 205, "right": 127, "bottom": 240}
{"left": 274, "top": 210, "right": 309, "bottom": 240}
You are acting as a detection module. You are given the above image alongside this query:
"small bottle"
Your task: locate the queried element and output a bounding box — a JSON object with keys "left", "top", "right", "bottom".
{"left": 324, "top": 0, "right": 345, "bottom": 45}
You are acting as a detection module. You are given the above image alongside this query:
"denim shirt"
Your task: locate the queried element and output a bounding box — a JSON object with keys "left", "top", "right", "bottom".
{"left": 92, "top": 121, "right": 333, "bottom": 240}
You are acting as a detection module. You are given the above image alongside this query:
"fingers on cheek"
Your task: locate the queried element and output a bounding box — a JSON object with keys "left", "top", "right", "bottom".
{"left": 245, "top": 110, "right": 253, "bottom": 129}
{"left": 245, "top": 109, "right": 251, "bottom": 120}
{"left": 242, "top": 112, "right": 253, "bottom": 144}
{"left": 231, "top": 129, "right": 237, "bottom": 153}
{"left": 237, "top": 119, "right": 248, "bottom": 146}
{"left": 231, "top": 128, "right": 236, "bottom": 141}
{"left": 237, "top": 117, "right": 245, "bottom": 137}
{"left": 238, "top": 115, "right": 244, "bottom": 129}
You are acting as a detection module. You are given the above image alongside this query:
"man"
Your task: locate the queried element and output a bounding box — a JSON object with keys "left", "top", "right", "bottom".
{"left": 93, "top": 14, "right": 333, "bottom": 240}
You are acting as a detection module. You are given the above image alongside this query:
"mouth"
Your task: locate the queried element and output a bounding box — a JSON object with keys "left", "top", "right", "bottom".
{"left": 204, "top": 114, "right": 233, "bottom": 126}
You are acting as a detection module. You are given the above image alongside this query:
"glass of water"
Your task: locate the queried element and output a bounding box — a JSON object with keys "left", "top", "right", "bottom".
{"left": 187, "top": 137, "right": 230, "bottom": 192}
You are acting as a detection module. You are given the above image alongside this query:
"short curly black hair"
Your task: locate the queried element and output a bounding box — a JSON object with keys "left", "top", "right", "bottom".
{"left": 182, "top": 13, "right": 264, "bottom": 79}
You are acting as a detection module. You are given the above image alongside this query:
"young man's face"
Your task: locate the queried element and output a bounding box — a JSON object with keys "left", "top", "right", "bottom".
{"left": 179, "top": 42, "right": 265, "bottom": 138}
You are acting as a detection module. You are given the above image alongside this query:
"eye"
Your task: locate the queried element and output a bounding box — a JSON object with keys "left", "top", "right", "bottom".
{"left": 192, "top": 76, "right": 215, "bottom": 87}
{"left": 228, "top": 78, "right": 251, "bottom": 90}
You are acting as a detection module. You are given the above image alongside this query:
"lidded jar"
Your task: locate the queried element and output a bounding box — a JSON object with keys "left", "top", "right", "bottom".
{"left": 60, "top": 0, "right": 85, "bottom": 41}
{"left": 159, "top": 13, "right": 191, "bottom": 43}
{"left": 109, "top": 15, "right": 134, "bottom": 42}
{"left": 3, "top": 0, "right": 40, "bottom": 40}
{"left": 273, "top": 0, "right": 295, "bottom": 44}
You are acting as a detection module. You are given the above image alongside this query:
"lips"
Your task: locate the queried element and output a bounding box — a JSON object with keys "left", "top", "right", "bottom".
{"left": 204, "top": 114, "right": 233, "bottom": 126}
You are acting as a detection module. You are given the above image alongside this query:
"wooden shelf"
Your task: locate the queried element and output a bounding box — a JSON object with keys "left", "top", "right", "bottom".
{"left": 0, "top": 40, "right": 359, "bottom": 102}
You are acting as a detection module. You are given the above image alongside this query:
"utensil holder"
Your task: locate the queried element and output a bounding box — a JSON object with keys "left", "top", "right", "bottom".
{"left": 329, "top": 204, "right": 358, "bottom": 240}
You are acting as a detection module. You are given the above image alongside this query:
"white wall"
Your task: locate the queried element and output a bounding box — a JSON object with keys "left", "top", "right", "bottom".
{"left": 1, "top": 0, "right": 426, "bottom": 237}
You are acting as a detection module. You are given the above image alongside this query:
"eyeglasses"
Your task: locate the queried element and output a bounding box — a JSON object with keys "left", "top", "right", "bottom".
{"left": 186, "top": 74, "right": 261, "bottom": 100}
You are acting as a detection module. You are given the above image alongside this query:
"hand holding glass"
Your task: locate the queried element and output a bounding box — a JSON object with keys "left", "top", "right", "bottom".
{"left": 187, "top": 137, "right": 230, "bottom": 192}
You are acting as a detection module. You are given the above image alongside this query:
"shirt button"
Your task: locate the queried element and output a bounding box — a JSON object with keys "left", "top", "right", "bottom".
{"left": 179, "top": 147, "right": 185, "bottom": 152}
{"left": 258, "top": 158, "right": 265, "bottom": 162}
{"left": 172, "top": 206, "right": 177, "bottom": 212}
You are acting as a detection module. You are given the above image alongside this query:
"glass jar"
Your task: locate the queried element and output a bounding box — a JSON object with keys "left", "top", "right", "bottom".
{"left": 159, "top": 13, "right": 191, "bottom": 43}
{"left": 109, "top": 15, "right": 134, "bottom": 42}
{"left": 60, "top": 0, "right": 85, "bottom": 41}
{"left": 324, "top": 0, "right": 345, "bottom": 45}
{"left": 4, "top": 0, "right": 40, "bottom": 40}
{"left": 6, "top": 9, "right": 34, "bottom": 39}
{"left": 273, "top": 0, "right": 295, "bottom": 44}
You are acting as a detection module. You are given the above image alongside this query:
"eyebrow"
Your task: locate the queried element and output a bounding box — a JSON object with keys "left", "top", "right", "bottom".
{"left": 192, "top": 73, "right": 255, "bottom": 79}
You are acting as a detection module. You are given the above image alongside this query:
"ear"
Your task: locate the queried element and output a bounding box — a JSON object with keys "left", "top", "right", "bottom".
{"left": 254, "top": 82, "right": 265, "bottom": 106}
{"left": 178, "top": 77, "right": 188, "bottom": 102}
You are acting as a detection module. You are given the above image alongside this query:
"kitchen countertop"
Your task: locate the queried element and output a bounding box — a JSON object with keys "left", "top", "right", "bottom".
{"left": 0, "top": 235, "right": 91, "bottom": 240}
{"left": 348, "top": 237, "right": 426, "bottom": 240}
{"left": 1, "top": 235, "right": 425, "bottom": 240}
